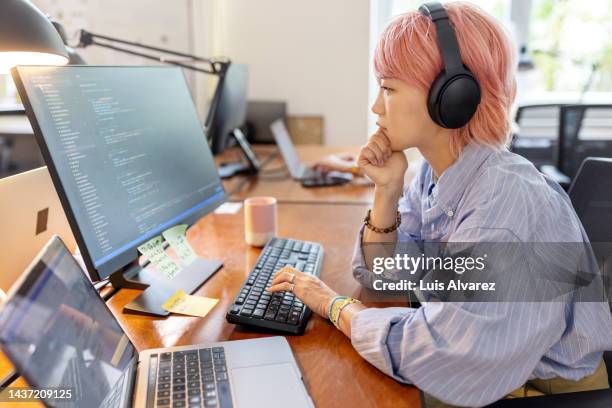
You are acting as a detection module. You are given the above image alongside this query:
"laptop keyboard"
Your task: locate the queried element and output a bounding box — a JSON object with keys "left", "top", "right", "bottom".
{"left": 150, "top": 347, "right": 232, "bottom": 408}
{"left": 225, "top": 237, "right": 323, "bottom": 334}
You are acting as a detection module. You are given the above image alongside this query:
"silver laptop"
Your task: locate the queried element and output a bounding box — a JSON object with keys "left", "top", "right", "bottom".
{"left": 0, "top": 166, "right": 77, "bottom": 293}
{"left": 0, "top": 236, "right": 313, "bottom": 408}
{"left": 270, "top": 119, "right": 352, "bottom": 184}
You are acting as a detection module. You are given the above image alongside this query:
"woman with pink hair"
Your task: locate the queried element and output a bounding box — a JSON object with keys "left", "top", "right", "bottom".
{"left": 270, "top": 2, "right": 612, "bottom": 406}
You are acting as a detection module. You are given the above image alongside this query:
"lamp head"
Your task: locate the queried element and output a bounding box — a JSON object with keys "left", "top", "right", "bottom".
{"left": 0, "top": 0, "right": 69, "bottom": 73}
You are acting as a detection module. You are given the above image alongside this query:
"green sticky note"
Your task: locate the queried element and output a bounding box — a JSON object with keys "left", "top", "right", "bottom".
{"left": 162, "top": 224, "right": 198, "bottom": 265}
{"left": 137, "top": 235, "right": 182, "bottom": 278}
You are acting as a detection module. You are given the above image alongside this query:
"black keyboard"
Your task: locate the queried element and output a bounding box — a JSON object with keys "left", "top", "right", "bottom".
{"left": 149, "top": 347, "right": 233, "bottom": 408}
{"left": 226, "top": 237, "right": 323, "bottom": 334}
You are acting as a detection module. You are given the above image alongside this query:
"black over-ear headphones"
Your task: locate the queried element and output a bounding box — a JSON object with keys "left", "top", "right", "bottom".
{"left": 419, "top": 2, "right": 481, "bottom": 129}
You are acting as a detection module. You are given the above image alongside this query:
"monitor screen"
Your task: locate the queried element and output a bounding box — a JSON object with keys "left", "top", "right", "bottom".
{"left": 12, "top": 66, "right": 226, "bottom": 280}
{"left": 206, "top": 63, "right": 248, "bottom": 154}
{"left": 0, "top": 236, "right": 137, "bottom": 408}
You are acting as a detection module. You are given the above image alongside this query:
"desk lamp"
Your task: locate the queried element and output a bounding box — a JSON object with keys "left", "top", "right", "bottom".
{"left": 0, "top": 0, "right": 69, "bottom": 73}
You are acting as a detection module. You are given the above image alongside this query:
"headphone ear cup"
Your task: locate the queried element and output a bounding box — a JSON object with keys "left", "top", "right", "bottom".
{"left": 427, "top": 72, "right": 450, "bottom": 128}
{"left": 427, "top": 71, "right": 481, "bottom": 129}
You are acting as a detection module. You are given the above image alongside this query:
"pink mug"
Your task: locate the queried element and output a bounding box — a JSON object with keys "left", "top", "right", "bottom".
{"left": 244, "top": 197, "right": 277, "bottom": 247}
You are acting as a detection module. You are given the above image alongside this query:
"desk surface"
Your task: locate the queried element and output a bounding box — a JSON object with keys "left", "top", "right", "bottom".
{"left": 108, "top": 203, "right": 420, "bottom": 407}
{"left": 219, "top": 144, "right": 376, "bottom": 205}
{"left": 0, "top": 145, "right": 422, "bottom": 407}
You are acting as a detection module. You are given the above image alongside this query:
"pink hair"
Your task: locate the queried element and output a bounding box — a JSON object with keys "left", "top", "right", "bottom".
{"left": 374, "top": 1, "right": 517, "bottom": 157}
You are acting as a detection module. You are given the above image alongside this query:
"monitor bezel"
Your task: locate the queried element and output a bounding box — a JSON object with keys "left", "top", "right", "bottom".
{"left": 11, "top": 65, "right": 227, "bottom": 282}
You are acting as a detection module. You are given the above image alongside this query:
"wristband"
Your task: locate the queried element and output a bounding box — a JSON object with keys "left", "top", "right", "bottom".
{"left": 330, "top": 297, "right": 361, "bottom": 328}
{"left": 328, "top": 296, "right": 347, "bottom": 322}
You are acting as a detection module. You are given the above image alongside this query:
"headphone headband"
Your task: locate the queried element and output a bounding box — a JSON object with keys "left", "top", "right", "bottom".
{"left": 419, "top": 2, "right": 463, "bottom": 73}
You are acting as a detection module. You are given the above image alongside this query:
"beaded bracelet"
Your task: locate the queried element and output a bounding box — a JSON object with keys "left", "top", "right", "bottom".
{"left": 363, "top": 209, "right": 401, "bottom": 234}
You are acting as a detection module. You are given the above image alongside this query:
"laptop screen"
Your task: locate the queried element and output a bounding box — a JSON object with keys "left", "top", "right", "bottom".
{"left": 270, "top": 119, "right": 303, "bottom": 178}
{"left": 0, "top": 236, "right": 137, "bottom": 407}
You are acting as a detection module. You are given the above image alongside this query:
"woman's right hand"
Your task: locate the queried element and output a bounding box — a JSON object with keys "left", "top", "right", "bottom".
{"left": 358, "top": 128, "right": 407, "bottom": 192}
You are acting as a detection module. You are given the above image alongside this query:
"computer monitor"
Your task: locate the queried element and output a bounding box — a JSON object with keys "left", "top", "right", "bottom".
{"left": 205, "top": 63, "right": 260, "bottom": 178}
{"left": 12, "top": 65, "right": 226, "bottom": 315}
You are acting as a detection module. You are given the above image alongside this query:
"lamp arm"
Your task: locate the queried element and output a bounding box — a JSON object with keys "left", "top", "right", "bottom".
{"left": 76, "top": 29, "right": 229, "bottom": 76}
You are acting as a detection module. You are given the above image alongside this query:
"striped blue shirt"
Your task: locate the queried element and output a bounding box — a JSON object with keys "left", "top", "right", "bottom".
{"left": 351, "top": 142, "right": 612, "bottom": 406}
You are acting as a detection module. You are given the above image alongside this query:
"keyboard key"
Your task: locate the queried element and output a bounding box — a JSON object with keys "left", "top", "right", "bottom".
{"left": 216, "top": 372, "right": 228, "bottom": 381}
{"left": 157, "top": 398, "right": 170, "bottom": 406}
{"left": 205, "top": 398, "right": 217, "bottom": 407}
{"left": 188, "top": 389, "right": 201, "bottom": 396}
{"left": 172, "top": 401, "right": 186, "bottom": 407}
{"left": 217, "top": 378, "right": 233, "bottom": 408}
{"left": 161, "top": 352, "right": 172, "bottom": 361}
{"left": 158, "top": 390, "right": 171, "bottom": 398}
{"left": 252, "top": 309, "right": 265, "bottom": 318}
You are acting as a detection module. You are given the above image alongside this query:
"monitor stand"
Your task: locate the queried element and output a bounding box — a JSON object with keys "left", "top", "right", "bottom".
{"left": 108, "top": 256, "right": 223, "bottom": 317}
{"left": 218, "top": 128, "right": 261, "bottom": 178}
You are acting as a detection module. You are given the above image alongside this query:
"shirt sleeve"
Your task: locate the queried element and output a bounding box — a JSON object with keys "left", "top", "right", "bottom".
{"left": 350, "top": 227, "right": 567, "bottom": 407}
{"left": 352, "top": 165, "right": 426, "bottom": 289}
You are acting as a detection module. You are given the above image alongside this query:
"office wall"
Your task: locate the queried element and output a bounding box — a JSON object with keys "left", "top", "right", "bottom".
{"left": 29, "top": 0, "right": 213, "bottom": 117}
{"left": 211, "top": 0, "right": 371, "bottom": 146}
{"left": 30, "top": 0, "right": 371, "bottom": 146}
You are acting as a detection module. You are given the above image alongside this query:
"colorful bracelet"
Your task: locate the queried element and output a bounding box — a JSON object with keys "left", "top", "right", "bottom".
{"left": 330, "top": 297, "right": 361, "bottom": 328}
{"left": 328, "top": 296, "right": 347, "bottom": 322}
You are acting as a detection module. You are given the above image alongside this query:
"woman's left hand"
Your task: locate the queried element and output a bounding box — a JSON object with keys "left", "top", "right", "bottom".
{"left": 269, "top": 266, "right": 339, "bottom": 318}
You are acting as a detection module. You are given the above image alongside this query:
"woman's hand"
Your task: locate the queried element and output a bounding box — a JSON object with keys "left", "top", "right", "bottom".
{"left": 313, "top": 153, "right": 361, "bottom": 175}
{"left": 269, "top": 266, "right": 338, "bottom": 318}
{"left": 358, "top": 128, "right": 408, "bottom": 192}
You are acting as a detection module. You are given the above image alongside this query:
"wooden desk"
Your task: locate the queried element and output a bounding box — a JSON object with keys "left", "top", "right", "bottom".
{"left": 219, "top": 145, "right": 375, "bottom": 205}
{"left": 106, "top": 203, "right": 419, "bottom": 407}
{"left": 0, "top": 146, "right": 422, "bottom": 407}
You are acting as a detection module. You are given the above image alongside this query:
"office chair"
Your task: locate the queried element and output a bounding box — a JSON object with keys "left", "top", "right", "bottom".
{"left": 511, "top": 104, "right": 566, "bottom": 169}
{"left": 541, "top": 105, "right": 612, "bottom": 189}
{"left": 488, "top": 157, "right": 612, "bottom": 407}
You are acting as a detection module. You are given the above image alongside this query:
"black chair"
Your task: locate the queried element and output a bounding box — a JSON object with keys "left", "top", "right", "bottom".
{"left": 487, "top": 157, "right": 612, "bottom": 407}
{"left": 511, "top": 104, "right": 565, "bottom": 169}
{"left": 541, "top": 105, "right": 612, "bottom": 189}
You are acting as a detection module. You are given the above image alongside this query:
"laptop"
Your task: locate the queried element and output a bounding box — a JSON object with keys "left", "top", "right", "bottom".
{"left": 270, "top": 119, "right": 353, "bottom": 187}
{"left": 0, "top": 236, "right": 314, "bottom": 408}
{"left": 0, "top": 166, "right": 77, "bottom": 293}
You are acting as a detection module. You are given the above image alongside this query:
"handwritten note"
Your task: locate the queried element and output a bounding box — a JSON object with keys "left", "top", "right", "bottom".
{"left": 137, "top": 235, "right": 182, "bottom": 278}
{"left": 162, "top": 224, "right": 197, "bottom": 265}
{"left": 162, "top": 289, "right": 219, "bottom": 317}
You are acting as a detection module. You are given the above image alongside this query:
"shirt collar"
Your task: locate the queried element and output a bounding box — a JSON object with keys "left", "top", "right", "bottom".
{"left": 429, "top": 143, "right": 497, "bottom": 216}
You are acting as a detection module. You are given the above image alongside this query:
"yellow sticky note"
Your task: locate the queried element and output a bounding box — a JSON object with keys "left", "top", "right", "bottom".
{"left": 162, "top": 289, "right": 219, "bottom": 317}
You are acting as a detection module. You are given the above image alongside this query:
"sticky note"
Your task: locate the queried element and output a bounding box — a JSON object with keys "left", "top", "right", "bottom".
{"left": 162, "top": 289, "right": 219, "bottom": 317}
{"left": 214, "top": 202, "right": 243, "bottom": 214}
{"left": 137, "top": 235, "right": 182, "bottom": 278}
{"left": 162, "top": 224, "right": 197, "bottom": 265}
